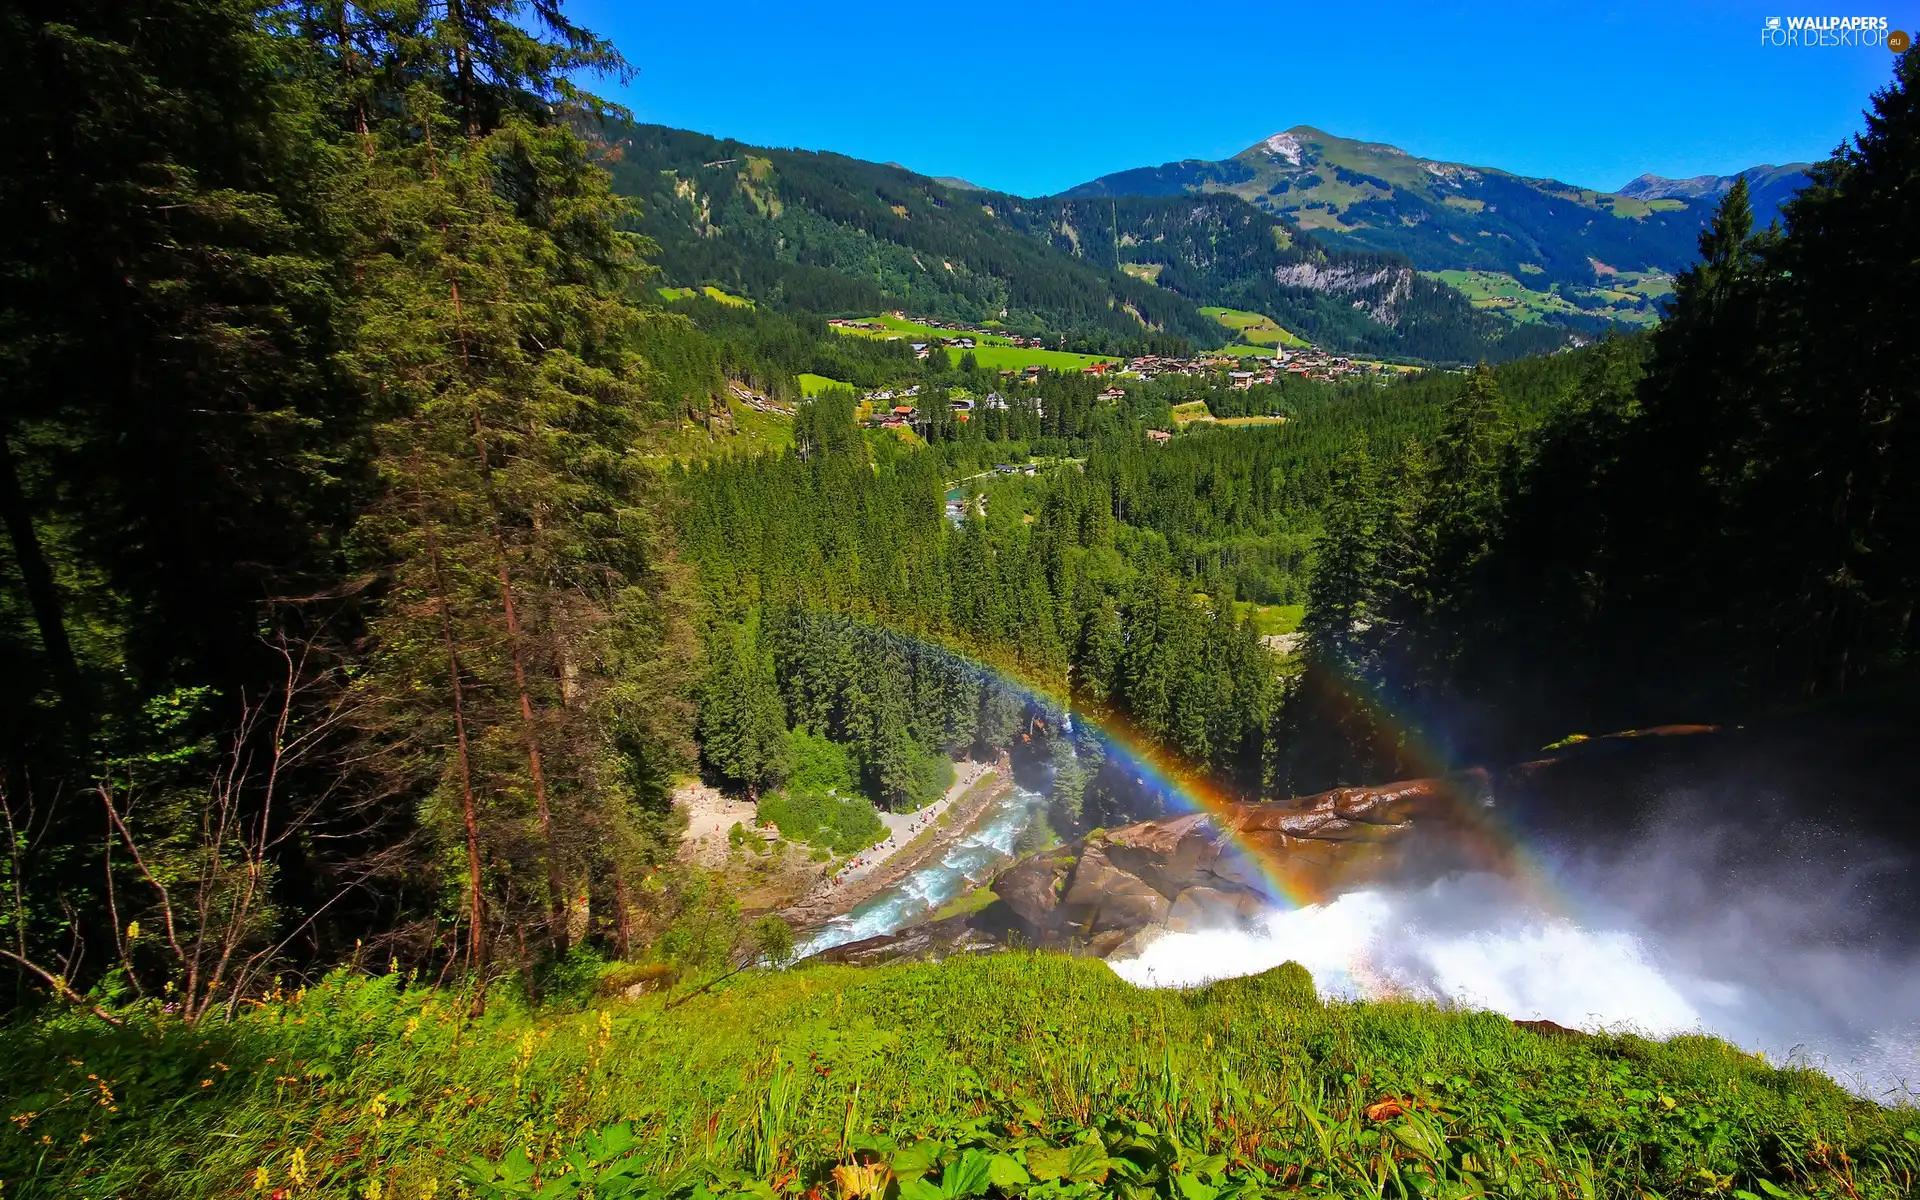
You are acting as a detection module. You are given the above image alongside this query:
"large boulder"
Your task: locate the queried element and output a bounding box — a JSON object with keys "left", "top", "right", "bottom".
{"left": 802, "top": 913, "right": 1006, "bottom": 967}
{"left": 988, "top": 770, "right": 1505, "bottom": 954}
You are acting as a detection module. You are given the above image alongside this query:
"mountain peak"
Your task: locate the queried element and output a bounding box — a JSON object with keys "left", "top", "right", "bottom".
{"left": 1259, "top": 130, "right": 1307, "bottom": 165}
{"left": 1615, "top": 164, "right": 1798, "bottom": 200}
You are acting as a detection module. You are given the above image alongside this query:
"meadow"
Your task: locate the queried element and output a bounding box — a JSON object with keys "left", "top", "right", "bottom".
{"left": 798, "top": 373, "right": 851, "bottom": 398}
{"left": 661, "top": 286, "right": 756, "bottom": 308}
{"left": 640, "top": 399, "right": 795, "bottom": 464}
{"left": 5, "top": 953, "right": 1914, "bottom": 1199}
{"left": 1201, "top": 308, "right": 1308, "bottom": 349}
{"left": 1235, "top": 602, "right": 1305, "bottom": 637}
{"left": 1419, "top": 272, "right": 1659, "bottom": 329}
{"left": 828, "top": 316, "right": 1119, "bottom": 373}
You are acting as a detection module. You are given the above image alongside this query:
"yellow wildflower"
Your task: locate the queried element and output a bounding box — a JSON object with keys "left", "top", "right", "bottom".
{"left": 289, "top": 1148, "right": 309, "bottom": 1186}
{"left": 254, "top": 1166, "right": 270, "bottom": 1190}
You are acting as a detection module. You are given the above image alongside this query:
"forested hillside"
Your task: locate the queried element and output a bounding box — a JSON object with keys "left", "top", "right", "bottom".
{"left": 601, "top": 124, "right": 1218, "bottom": 355}
{"left": 0, "top": 0, "right": 708, "bottom": 1010}
{"left": 677, "top": 347, "right": 1609, "bottom": 825}
{"left": 1288, "top": 54, "right": 1920, "bottom": 781}
{"left": 1019, "top": 194, "right": 1579, "bottom": 361}
{"left": 602, "top": 125, "right": 1589, "bottom": 364}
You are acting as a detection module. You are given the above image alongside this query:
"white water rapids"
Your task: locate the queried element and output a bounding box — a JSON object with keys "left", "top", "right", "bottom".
{"left": 793, "top": 785, "right": 1048, "bottom": 960}
{"left": 791, "top": 772, "right": 1920, "bottom": 1102}
{"left": 1109, "top": 873, "right": 1920, "bottom": 1102}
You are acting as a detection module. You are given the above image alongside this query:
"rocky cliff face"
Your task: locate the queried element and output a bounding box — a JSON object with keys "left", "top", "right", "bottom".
{"left": 1269, "top": 262, "right": 1416, "bottom": 326}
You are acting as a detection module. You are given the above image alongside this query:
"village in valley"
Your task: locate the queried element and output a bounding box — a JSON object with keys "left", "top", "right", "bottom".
{"left": 827, "top": 311, "right": 1403, "bottom": 437}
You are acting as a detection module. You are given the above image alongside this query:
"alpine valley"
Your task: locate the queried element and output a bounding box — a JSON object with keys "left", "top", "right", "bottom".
{"left": 610, "top": 120, "right": 1810, "bottom": 365}
{"left": 5, "top": 5, "right": 1919, "bottom": 1197}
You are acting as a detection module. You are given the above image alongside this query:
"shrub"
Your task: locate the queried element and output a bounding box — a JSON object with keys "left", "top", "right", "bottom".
{"left": 786, "top": 729, "right": 859, "bottom": 794}
{"left": 757, "top": 789, "right": 883, "bottom": 855}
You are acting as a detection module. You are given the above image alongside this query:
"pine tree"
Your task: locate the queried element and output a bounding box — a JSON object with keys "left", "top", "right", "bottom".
{"left": 1301, "top": 438, "right": 1385, "bottom": 669}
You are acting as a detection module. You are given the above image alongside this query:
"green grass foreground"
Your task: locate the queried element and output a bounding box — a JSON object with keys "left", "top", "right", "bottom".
{"left": 3, "top": 954, "right": 1915, "bottom": 1199}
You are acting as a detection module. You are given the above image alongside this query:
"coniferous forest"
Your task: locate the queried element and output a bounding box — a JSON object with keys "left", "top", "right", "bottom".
{"left": 1, "top": 3, "right": 1917, "bottom": 1196}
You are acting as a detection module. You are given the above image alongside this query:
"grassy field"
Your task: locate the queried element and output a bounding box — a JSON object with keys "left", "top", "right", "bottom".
{"left": 1170, "top": 402, "right": 1287, "bottom": 430}
{"left": 960, "top": 344, "right": 1118, "bottom": 373}
{"left": 1423, "top": 270, "right": 1661, "bottom": 329}
{"left": 797, "top": 373, "right": 852, "bottom": 398}
{"left": 660, "top": 285, "right": 755, "bottom": 308}
{"left": 641, "top": 399, "right": 794, "bottom": 464}
{"left": 1170, "top": 400, "right": 1212, "bottom": 426}
{"left": 833, "top": 315, "right": 1018, "bottom": 345}
{"left": 6, "top": 954, "right": 1914, "bottom": 1199}
{"left": 830, "top": 316, "right": 1119, "bottom": 374}
{"left": 1237, "top": 601, "right": 1305, "bottom": 637}
{"left": 1201, "top": 307, "right": 1308, "bottom": 348}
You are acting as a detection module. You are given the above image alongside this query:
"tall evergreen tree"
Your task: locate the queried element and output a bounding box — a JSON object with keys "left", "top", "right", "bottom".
{"left": 1301, "top": 439, "right": 1385, "bottom": 670}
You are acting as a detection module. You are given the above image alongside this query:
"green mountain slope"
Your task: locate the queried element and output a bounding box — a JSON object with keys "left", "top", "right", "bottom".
{"left": 599, "top": 123, "right": 1594, "bottom": 364}
{"left": 1615, "top": 162, "right": 1814, "bottom": 225}
{"left": 1063, "top": 126, "right": 1810, "bottom": 309}
{"left": 600, "top": 124, "right": 1220, "bottom": 353}
{"left": 1010, "top": 193, "right": 1585, "bottom": 363}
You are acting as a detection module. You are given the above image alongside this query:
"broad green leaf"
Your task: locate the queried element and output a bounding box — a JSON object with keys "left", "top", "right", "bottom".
{"left": 943, "top": 1149, "right": 993, "bottom": 1198}
{"left": 1175, "top": 1174, "right": 1219, "bottom": 1200}
{"left": 891, "top": 1142, "right": 939, "bottom": 1183}
{"left": 500, "top": 1149, "right": 537, "bottom": 1183}
{"left": 988, "top": 1154, "right": 1031, "bottom": 1190}
{"left": 899, "top": 1178, "right": 945, "bottom": 1200}
{"left": 1063, "top": 1145, "right": 1110, "bottom": 1184}
{"left": 534, "top": 1177, "right": 579, "bottom": 1200}
{"left": 1026, "top": 1148, "right": 1071, "bottom": 1181}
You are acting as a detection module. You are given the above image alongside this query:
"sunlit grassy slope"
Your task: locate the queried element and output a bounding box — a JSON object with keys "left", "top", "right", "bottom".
{"left": 641, "top": 399, "right": 794, "bottom": 463}
{"left": 6, "top": 954, "right": 1914, "bottom": 1199}
{"left": 1201, "top": 306, "right": 1309, "bottom": 348}
{"left": 830, "top": 316, "right": 1120, "bottom": 372}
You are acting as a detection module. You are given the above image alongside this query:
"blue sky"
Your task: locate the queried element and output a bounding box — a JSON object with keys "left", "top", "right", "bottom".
{"left": 566, "top": 0, "right": 1917, "bottom": 196}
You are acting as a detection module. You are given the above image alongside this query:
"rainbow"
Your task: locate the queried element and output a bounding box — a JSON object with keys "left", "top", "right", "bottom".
{"left": 800, "top": 616, "right": 1566, "bottom": 918}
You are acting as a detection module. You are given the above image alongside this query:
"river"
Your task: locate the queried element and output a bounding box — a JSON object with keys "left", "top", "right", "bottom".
{"left": 793, "top": 784, "right": 1048, "bottom": 959}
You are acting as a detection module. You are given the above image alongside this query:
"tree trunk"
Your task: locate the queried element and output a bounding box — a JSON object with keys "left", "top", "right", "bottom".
{"left": 467, "top": 404, "right": 568, "bottom": 950}
{"left": 417, "top": 473, "right": 486, "bottom": 977}
{"left": 612, "top": 869, "right": 631, "bottom": 959}
{"left": 0, "top": 426, "right": 84, "bottom": 725}
{"left": 447, "top": 0, "right": 480, "bottom": 138}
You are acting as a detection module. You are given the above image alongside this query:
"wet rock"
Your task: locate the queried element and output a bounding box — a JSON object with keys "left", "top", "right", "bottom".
{"left": 1514, "top": 1018, "right": 1589, "bottom": 1041}
{"left": 1165, "top": 886, "right": 1268, "bottom": 932}
{"left": 988, "top": 771, "right": 1505, "bottom": 955}
{"left": 800, "top": 914, "right": 1006, "bottom": 967}
{"left": 993, "top": 849, "right": 1073, "bottom": 929}
{"left": 1062, "top": 844, "right": 1172, "bottom": 934}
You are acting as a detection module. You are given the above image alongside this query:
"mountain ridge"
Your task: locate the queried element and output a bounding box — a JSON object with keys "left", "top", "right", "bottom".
{"left": 601, "top": 121, "right": 1593, "bottom": 364}
{"left": 1062, "top": 125, "right": 1812, "bottom": 287}
{"left": 1615, "top": 163, "right": 1813, "bottom": 225}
